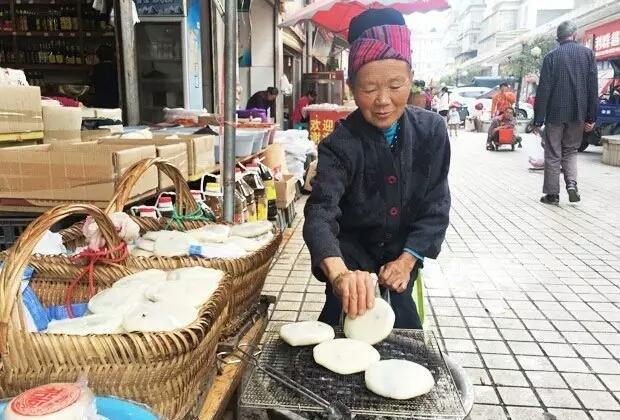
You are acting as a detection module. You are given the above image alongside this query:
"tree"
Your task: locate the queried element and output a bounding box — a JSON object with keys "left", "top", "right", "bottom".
{"left": 438, "top": 74, "right": 455, "bottom": 87}
{"left": 500, "top": 35, "right": 557, "bottom": 78}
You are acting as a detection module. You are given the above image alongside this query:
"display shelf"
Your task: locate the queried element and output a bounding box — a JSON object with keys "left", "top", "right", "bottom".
{"left": 1, "top": 0, "right": 117, "bottom": 87}
{"left": 10, "top": 31, "right": 78, "bottom": 37}
{"left": 19, "top": 63, "right": 89, "bottom": 70}
{"left": 14, "top": 0, "right": 75, "bottom": 4}
{"left": 83, "top": 31, "right": 114, "bottom": 38}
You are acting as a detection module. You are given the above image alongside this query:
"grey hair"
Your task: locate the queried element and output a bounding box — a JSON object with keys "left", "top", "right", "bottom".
{"left": 557, "top": 20, "right": 577, "bottom": 40}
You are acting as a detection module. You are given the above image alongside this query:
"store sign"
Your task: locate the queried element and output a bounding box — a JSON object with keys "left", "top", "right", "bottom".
{"left": 135, "top": 0, "right": 184, "bottom": 16}
{"left": 585, "top": 19, "right": 620, "bottom": 60}
{"left": 307, "top": 110, "right": 350, "bottom": 143}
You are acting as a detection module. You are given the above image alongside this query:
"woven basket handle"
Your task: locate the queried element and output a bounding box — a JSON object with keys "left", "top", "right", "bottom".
{"left": 0, "top": 204, "right": 124, "bottom": 354}
{"left": 106, "top": 157, "right": 199, "bottom": 215}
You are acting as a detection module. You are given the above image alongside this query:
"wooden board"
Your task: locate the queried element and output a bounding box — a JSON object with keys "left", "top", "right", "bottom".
{"left": 0, "top": 189, "right": 159, "bottom": 213}
{"left": 0, "top": 131, "right": 44, "bottom": 143}
{"left": 198, "top": 314, "right": 268, "bottom": 419}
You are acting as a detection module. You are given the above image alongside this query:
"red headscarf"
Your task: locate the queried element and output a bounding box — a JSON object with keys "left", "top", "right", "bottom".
{"left": 348, "top": 24, "right": 412, "bottom": 82}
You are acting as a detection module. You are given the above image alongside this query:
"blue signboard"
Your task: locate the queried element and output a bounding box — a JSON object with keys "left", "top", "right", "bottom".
{"left": 186, "top": 0, "right": 203, "bottom": 108}
{"left": 135, "top": 0, "right": 184, "bottom": 17}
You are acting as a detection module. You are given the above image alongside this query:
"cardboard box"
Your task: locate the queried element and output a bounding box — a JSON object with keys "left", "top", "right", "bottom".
{"left": 0, "top": 86, "right": 44, "bottom": 134}
{"left": 153, "top": 143, "right": 189, "bottom": 189}
{"left": 151, "top": 133, "right": 215, "bottom": 178}
{"left": 262, "top": 143, "right": 289, "bottom": 174}
{"left": 81, "top": 128, "right": 113, "bottom": 142}
{"left": 0, "top": 142, "right": 158, "bottom": 203}
{"left": 98, "top": 133, "right": 215, "bottom": 179}
{"left": 42, "top": 106, "right": 82, "bottom": 144}
{"left": 275, "top": 174, "right": 297, "bottom": 209}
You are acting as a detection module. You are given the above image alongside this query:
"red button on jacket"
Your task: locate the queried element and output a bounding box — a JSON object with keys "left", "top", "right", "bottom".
{"left": 389, "top": 207, "right": 399, "bottom": 217}
{"left": 387, "top": 175, "right": 397, "bottom": 185}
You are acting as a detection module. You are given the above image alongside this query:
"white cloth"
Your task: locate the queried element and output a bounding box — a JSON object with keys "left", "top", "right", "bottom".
{"left": 437, "top": 92, "right": 450, "bottom": 112}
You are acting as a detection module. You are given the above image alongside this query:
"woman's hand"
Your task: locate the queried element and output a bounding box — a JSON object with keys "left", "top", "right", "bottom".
{"left": 332, "top": 270, "right": 375, "bottom": 318}
{"left": 379, "top": 253, "right": 416, "bottom": 293}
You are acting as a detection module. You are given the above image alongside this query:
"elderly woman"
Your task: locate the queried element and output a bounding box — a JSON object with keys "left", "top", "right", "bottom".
{"left": 303, "top": 8, "right": 451, "bottom": 329}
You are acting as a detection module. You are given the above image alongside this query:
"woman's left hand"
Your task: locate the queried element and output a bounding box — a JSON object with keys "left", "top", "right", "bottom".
{"left": 379, "top": 253, "right": 416, "bottom": 293}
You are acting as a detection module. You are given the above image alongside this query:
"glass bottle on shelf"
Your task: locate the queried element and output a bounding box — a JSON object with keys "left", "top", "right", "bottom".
{"left": 66, "top": 44, "right": 74, "bottom": 64}
{"left": 48, "top": 43, "right": 56, "bottom": 64}
{"left": 72, "top": 7, "right": 79, "bottom": 31}
{"left": 74, "top": 46, "right": 82, "bottom": 65}
{"left": 55, "top": 41, "right": 63, "bottom": 64}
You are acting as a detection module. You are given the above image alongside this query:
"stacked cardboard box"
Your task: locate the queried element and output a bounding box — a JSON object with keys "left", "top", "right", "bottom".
{"left": 0, "top": 86, "right": 44, "bottom": 135}
{"left": 97, "top": 133, "right": 215, "bottom": 181}
{"left": 0, "top": 142, "right": 158, "bottom": 205}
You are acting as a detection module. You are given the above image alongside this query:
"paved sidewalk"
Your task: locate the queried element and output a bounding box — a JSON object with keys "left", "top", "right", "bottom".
{"left": 262, "top": 131, "right": 620, "bottom": 420}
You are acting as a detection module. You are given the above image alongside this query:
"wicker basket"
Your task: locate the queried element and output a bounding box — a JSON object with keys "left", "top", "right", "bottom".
{"left": 56, "top": 158, "right": 282, "bottom": 337}
{"left": 0, "top": 204, "right": 231, "bottom": 419}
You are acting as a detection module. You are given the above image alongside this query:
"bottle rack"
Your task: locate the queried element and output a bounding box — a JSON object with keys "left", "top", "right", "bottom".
{"left": 0, "top": 0, "right": 115, "bottom": 76}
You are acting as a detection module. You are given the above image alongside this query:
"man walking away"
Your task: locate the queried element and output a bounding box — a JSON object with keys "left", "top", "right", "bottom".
{"left": 533, "top": 20, "right": 598, "bottom": 205}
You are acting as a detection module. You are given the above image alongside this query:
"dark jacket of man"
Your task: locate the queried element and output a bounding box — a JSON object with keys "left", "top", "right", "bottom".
{"left": 91, "top": 61, "right": 119, "bottom": 108}
{"left": 534, "top": 40, "right": 598, "bottom": 126}
{"left": 246, "top": 90, "right": 276, "bottom": 120}
{"left": 303, "top": 106, "right": 450, "bottom": 281}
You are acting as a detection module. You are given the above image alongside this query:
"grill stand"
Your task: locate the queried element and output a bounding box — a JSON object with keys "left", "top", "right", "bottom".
{"left": 218, "top": 345, "right": 352, "bottom": 420}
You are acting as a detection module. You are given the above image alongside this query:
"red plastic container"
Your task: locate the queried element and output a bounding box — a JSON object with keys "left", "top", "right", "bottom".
{"left": 498, "top": 128, "right": 514, "bottom": 144}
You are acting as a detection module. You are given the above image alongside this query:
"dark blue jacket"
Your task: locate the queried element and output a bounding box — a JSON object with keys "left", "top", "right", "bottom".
{"left": 303, "top": 106, "right": 450, "bottom": 280}
{"left": 534, "top": 40, "right": 598, "bottom": 125}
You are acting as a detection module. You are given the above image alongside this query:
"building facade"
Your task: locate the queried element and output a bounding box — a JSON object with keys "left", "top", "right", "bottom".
{"left": 411, "top": 28, "right": 447, "bottom": 84}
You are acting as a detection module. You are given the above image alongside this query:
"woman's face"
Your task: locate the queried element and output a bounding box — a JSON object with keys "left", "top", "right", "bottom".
{"left": 352, "top": 59, "right": 412, "bottom": 130}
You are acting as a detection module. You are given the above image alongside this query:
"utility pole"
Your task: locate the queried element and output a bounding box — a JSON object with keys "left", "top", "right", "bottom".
{"left": 118, "top": 0, "right": 139, "bottom": 124}
{"left": 223, "top": 0, "right": 237, "bottom": 222}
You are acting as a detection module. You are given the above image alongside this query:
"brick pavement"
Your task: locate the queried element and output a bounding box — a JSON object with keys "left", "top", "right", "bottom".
{"left": 262, "top": 131, "right": 620, "bottom": 420}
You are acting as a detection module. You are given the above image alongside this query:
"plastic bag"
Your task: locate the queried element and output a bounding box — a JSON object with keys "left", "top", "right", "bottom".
{"left": 4, "top": 378, "right": 103, "bottom": 419}
{"left": 528, "top": 134, "right": 545, "bottom": 169}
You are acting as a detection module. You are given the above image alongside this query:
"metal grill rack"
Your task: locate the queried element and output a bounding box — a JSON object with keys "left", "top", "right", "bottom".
{"left": 240, "top": 329, "right": 465, "bottom": 419}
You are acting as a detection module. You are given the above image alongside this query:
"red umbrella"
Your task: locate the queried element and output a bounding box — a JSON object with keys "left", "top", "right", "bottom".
{"left": 280, "top": 0, "right": 449, "bottom": 40}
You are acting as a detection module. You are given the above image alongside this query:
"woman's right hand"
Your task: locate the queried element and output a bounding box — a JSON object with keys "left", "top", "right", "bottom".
{"left": 332, "top": 270, "right": 375, "bottom": 318}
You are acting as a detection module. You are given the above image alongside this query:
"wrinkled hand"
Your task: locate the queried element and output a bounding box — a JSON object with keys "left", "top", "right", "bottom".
{"left": 585, "top": 122, "right": 595, "bottom": 133}
{"left": 332, "top": 270, "right": 375, "bottom": 318}
{"left": 532, "top": 126, "right": 541, "bottom": 136}
{"left": 379, "top": 253, "right": 416, "bottom": 293}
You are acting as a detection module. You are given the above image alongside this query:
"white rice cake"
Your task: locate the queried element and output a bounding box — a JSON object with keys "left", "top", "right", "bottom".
{"left": 113, "top": 269, "right": 168, "bottom": 288}
{"left": 152, "top": 231, "right": 192, "bottom": 257}
{"left": 123, "top": 302, "right": 198, "bottom": 332}
{"left": 88, "top": 286, "right": 148, "bottom": 315}
{"left": 230, "top": 221, "right": 272, "bottom": 238}
{"left": 279, "top": 321, "right": 335, "bottom": 346}
{"left": 343, "top": 298, "right": 395, "bottom": 345}
{"left": 187, "top": 224, "right": 231, "bottom": 243}
{"left": 136, "top": 238, "right": 155, "bottom": 252}
{"left": 130, "top": 247, "right": 153, "bottom": 258}
{"left": 365, "top": 359, "right": 435, "bottom": 399}
{"left": 46, "top": 314, "right": 124, "bottom": 335}
{"left": 313, "top": 338, "right": 380, "bottom": 375}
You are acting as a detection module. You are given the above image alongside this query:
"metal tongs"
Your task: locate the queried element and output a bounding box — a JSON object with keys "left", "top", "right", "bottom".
{"left": 217, "top": 344, "right": 352, "bottom": 420}
{"left": 339, "top": 273, "right": 390, "bottom": 326}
